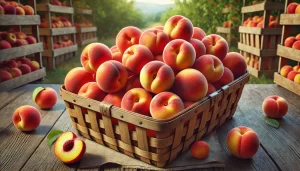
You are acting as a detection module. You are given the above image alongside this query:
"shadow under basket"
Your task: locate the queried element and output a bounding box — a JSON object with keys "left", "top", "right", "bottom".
{"left": 60, "top": 71, "right": 250, "bottom": 168}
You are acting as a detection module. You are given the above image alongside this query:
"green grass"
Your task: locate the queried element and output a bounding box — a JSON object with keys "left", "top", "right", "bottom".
{"left": 248, "top": 75, "right": 274, "bottom": 84}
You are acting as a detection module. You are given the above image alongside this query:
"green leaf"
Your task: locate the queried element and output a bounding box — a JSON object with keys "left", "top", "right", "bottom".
{"left": 265, "top": 118, "right": 280, "bottom": 128}
{"left": 32, "top": 87, "right": 45, "bottom": 102}
{"left": 47, "top": 130, "right": 63, "bottom": 148}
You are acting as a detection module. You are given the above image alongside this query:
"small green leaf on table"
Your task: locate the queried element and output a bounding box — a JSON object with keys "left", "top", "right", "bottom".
{"left": 47, "top": 130, "right": 63, "bottom": 148}
{"left": 265, "top": 117, "right": 280, "bottom": 128}
{"left": 32, "top": 87, "right": 45, "bottom": 102}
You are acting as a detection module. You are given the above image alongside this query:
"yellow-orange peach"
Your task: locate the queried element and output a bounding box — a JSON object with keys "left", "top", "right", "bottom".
{"left": 54, "top": 132, "right": 86, "bottom": 164}
{"left": 29, "top": 61, "right": 40, "bottom": 71}
{"left": 190, "top": 141, "right": 210, "bottom": 159}
{"left": 103, "top": 91, "right": 125, "bottom": 107}
{"left": 222, "top": 52, "right": 247, "bottom": 79}
{"left": 280, "top": 65, "right": 293, "bottom": 77}
{"left": 150, "top": 92, "right": 184, "bottom": 120}
{"left": 110, "top": 45, "right": 123, "bottom": 63}
{"left": 116, "top": 26, "right": 142, "bottom": 53}
{"left": 192, "top": 27, "right": 206, "bottom": 41}
{"left": 292, "top": 40, "right": 300, "bottom": 50}
{"left": 294, "top": 65, "right": 300, "bottom": 71}
{"left": 284, "top": 36, "right": 297, "bottom": 47}
{"left": 122, "top": 44, "right": 153, "bottom": 74}
{"left": 295, "top": 74, "right": 300, "bottom": 84}
{"left": 172, "top": 69, "right": 208, "bottom": 101}
{"left": 33, "top": 87, "right": 58, "bottom": 109}
{"left": 296, "top": 34, "right": 300, "bottom": 40}
{"left": 287, "top": 3, "right": 299, "bottom": 14}
{"left": 81, "top": 43, "right": 112, "bottom": 73}
{"left": 124, "top": 75, "right": 143, "bottom": 92}
{"left": 64, "top": 67, "right": 94, "bottom": 94}
{"left": 9, "top": 68, "right": 22, "bottom": 78}
{"left": 206, "top": 83, "right": 216, "bottom": 96}
{"left": 96, "top": 60, "right": 128, "bottom": 93}
{"left": 121, "top": 88, "right": 152, "bottom": 116}
{"left": 12, "top": 105, "right": 41, "bottom": 131}
{"left": 140, "top": 61, "right": 175, "bottom": 94}
{"left": 295, "top": 4, "right": 300, "bottom": 14}
{"left": 287, "top": 71, "right": 299, "bottom": 81}
{"left": 262, "top": 96, "right": 288, "bottom": 118}
{"left": 78, "top": 82, "right": 107, "bottom": 101}
{"left": 202, "top": 34, "right": 229, "bottom": 60}
{"left": 139, "top": 29, "right": 169, "bottom": 55}
{"left": 163, "top": 39, "right": 196, "bottom": 71}
{"left": 193, "top": 54, "right": 224, "bottom": 83}
{"left": 164, "top": 15, "right": 193, "bottom": 41}
{"left": 189, "top": 38, "right": 206, "bottom": 58}
{"left": 218, "top": 67, "right": 234, "bottom": 86}
{"left": 226, "top": 126, "right": 259, "bottom": 159}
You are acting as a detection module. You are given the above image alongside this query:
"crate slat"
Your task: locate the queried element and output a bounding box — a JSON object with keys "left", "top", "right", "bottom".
{"left": 80, "top": 37, "right": 98, "bottom": 46}
{"left": 75, "top": 8, "right": 93, "bottom": 15}
{"left": 0, "top": 15, "right": 40, "bottom": 26}
{"left": 274, "top": 73, "right": 300, "bottom": 96}
{"left": 0, "top": 43, "right": 43, "bottom": 62}
{"left": 241, "top": 1, "right": 284, "bottom": 13}
{"left": 277, "top": 45, "right": 300, "bottom": 62}
{"left": 216, "top": 27, "right": 231, "bottom": 34}
{"left": 39, "top": 27, "right": 76, "bottom": 36}
{"left": 238, "top": 43, "right": 277, "bottom": 57}
{"left": 36, "top": 4, "right": 74, "bottom": 14}
{"left": 280, "top": 14, "right": 300, "bottom": 25}
{"left": 76, "top": 27, "right": 97, "bottom": 33}
{"left": 239, "top": 26, "right": 282, "bottom": 35}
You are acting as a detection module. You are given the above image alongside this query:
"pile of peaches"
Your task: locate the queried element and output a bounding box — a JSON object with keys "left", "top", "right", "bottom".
{"left": 242, "top": 15, "right": 280, "bottom": 28}
{"left": 286, "top": 2, "right": 300, "bottom": 14}
{"left": 223, "top": 20, "right": 233, "bottom": 28}
{"left": 0, "top": 31, "right": 37, "bottom": 50}
{"left": 43, "top": 35, "right": 74, "bottom": 49}
{"left": 50, "top": 0, "right": 67, "bottom": 7}
{"left": 0, "top": 57, "right": 40, "bottom": 83}
{"left": 74, "top": 18, "right": 94, "bottom": 28}
{"left": 0, "top": 0, "right": 34, "bottom": 15}
{"left": 284, "top": 33, "right": 300, "bottom": 50}
{"left": 280, "top": 65, "right": 300, "bottom": 84}
{"left": 40, "top": 16, "right": 73, "bottom": 28}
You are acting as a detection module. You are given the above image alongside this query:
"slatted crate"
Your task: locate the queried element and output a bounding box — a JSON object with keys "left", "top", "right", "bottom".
{"left": 238, "top": 0, "right": 284, "bottom": 78}
{"left": 274, "top": 0, "right": 300, "bottom": 96}
{"left": 216, "top": 7, "right": 237, "bottom": 46}
{"left": 0, "top": 0, "right": 46, "bottom": 92}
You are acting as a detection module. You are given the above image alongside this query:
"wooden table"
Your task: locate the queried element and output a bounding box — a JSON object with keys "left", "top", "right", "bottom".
{"left": 1, "top": 84, "right": 300, "bottom": 171}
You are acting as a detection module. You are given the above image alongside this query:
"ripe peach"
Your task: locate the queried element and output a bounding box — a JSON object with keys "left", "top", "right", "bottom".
{"left": 33, "top": 87, "right": 58, "bottom": 109}
{"left": 293, "top": 65, "right": 300, "bottom": 71}
{"left": 12, "top": 105, "right": 41, "bottom": 131}
{"left": 110, "top": 45, "right": 122, "bottom": 63}
{"left": 193, "top": 54, "right": 224, "bottom": 83}
{"left": 0, "top": 40, "right": 12, "bottom": 49}
{"left": 139, "top": 29, "right": 169, "bottom": 55}
{"left": 124, "top": 75, "right": 142, "bottom": 92}
{"left": 202, "top": 34, "right": 229, "bottom": 60}
{"left": 262, "top": 96, "right": 288, "bottom": 118}
{"left": 64, "top": 67, "right": 94, "bottom": 94}
{"left": 295, "top": 4, "right": 300, "bottom": 14}
{"left": 54, "top": 132, "right": 86, "bottom": 164}
{"left": 218, "top": 67, "right": 234, "bottom": 86}
{"left": 19, "top": 64, "right": 31, "bottom": 74}
{"left": 6, "top": 33, "right": 17, "bottom": 44}
{"left": 189, "top": 38, "right": 206, "bottom": 58}
{"left": 284, "top": 36, "right": 297, "bottom": 48}
{"left": 81, "top": 43, "right": 112, "bottom": 73}
{"left": 296, "top": 34, "right": 300, "bottom": 40}
{"left": 6, "top": 60, "right": 18, "bottom": 68}
{"left": 183, "top": 101, "right": 194, "bottom": 109}
{"left": 13, "top": 39, "right": 23, "bottom": 47}
{"left": 0, "top": 70, "right": 12, "bottom": 82}
{"left": 222, "top": 52, "right": 247, "bottom": 79}
{"left": 206, "top": 83, "right": 216, "bottom": 96}
{"left": 122, "top": 44, "right": 153, "bottom": 74}
{"left": 190, "top": 141, "right": 210, "bottom": 159}
{"left": 4, "top": 5, "right": 16, "bottom": 14}
{"left": 192, "top": 27, "right": 206, "bottom": 41}
{"left": 16, "top": 6, "right": 25, "bottom": 15}
{"left": 172, "top": 68, "right": 208, "bottom": 101}
{"left": 280, "top": 65, "right": 293, "bottom": 77}
{"left": 226, "top": 126, "right": 259, "bottom": 159}
{"left": 287, "top": 3, "right": 298, "bottom": 14}
{"left": 257, "top": 22, "right": 263, "bottom": 28}
{"left": 292, "top": 40, "right": 300, "bottom": 50}
{"left": 140, "top": 61, "right": 175, "bottom": 94}
{"left": 121, "top": 88, "right": 152, "bottom": 116}
{"left": 150, "top": 92, "right": 184, "bottom": 120}
{"left": 96, "top": 60, "right": 128, "bottom": 93}
{"left": 9, "top": 68, "right": 22, "bottom": 78}
{"left": 163, "top": 39, "right": 196, "bottom": 71}
{"left": 19, "top": 57, "right": 32, "bottom": 65}
{"left": 287, "top": 71, "right": 299, "bottom": 81}
{"left": 164, "top": 15, "right": 193, "bottom": 41}
{"left": 103, "top": 91, "right": 125, "bottom": 107}
{"left": 78, "top": 82, "right": 107, "bottom": 101}
{"left": 116, "top": 26, "right": 142, "bottom": 53}
{"left": 25, "top": 36, "right": 37, "bottom": 44}
{"left": 23, "top": 5, "right": 34, "bottom": 15}
{"left": 295, "top": 74, "right": 300, "bottom": 84}
{"left": 154, "top": 55, "right": 163, "bottom": 62}
{"left": 29, "top": 61, "right": 40, "bottom": 71}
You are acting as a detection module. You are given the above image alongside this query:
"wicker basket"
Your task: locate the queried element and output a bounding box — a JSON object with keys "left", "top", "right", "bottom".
{"left": 60, "top": 71, "right": 250, "bottom": 168}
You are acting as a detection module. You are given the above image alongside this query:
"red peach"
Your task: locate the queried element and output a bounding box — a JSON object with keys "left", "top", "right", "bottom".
{"left": 19, "top": 64, "right": 31, "bottom": 74}
{"left": 19, "top": 57, "right": 32, "bottom": 65}
{"left": 222, "top": 52, "right": 247, "bottom": 79}
{"left": 124, "top": 75, "right": 143, "bottom": 92}
{"left": 4, "top": 5, "right": 16, "bottom": 14}
{"left": 13, "top": 39, "right": 23, "bottom": 47}
{"left": 16, "top": 6, "right": 25, "bottom": 15}
{"left": 116, "top": 26, "right": 142, "bottom": 53}
{"left": 262, "top": 96, "right": 288, "bottom": 118}
{"left": 33, "top": 87, "right": 58, "bottom": 109}
{"left": 296, "top": 34, "right": 300, "bottom": 41}
{"left": 12, "top": 105, "right": 41, "bottom": 131}
{"left": 110, "top": 45, "right": 122, "bottom": 63}
{"left": 280, "top": 65, "right": 293, "bottom": 77}
{"left": 284, "top": 36, "right": 297, "bottom": 48}
{"left": 6, "top": 60, "right": 18, "bottom": 68}
{"left": 164, "top": 15, "right": 193, "bottom": 41}
{"left": 287, "top": 71, "right": 299, "bottom": 81}
{"left": 190, "top": 141, "right": 210, "bottom": 159}
{"left": 9, "top": 68, "right": 22, "bottom": 78}
{"left": 139, "top": 29, "right": 169, "bottom": 55}
{"left": 64, "top": 67, "right": 94, "bottom": 94}
{"left": 287, "top": 3, "right": 298, "bottom": 14}
{"left": 103, "top": 91, "right": 125, "bottom": 107}
{"left": 183, "top": 101, "right": 194, "bottom": 109}
{"left": 206, "top": 83, "right": 216, "bottom": 96}
{"left": 218, "top": 67, "right": 234, "bottom": 86}
{"left": 15, "top": 32, "right": 26, "bottom": 39}
{"left": 202, "top": 34, "right": 229, "bottom": 60}
{"left": 23, "top": 5, "right": 34, "bottom": 15}
{"left": 293, "top": 65, "right": 300, "bottom": 71}
{"left": 292, "top": 40, "right": 300, "bottom": 50}
{"left": 0, "top": 40, "right": 11, "bottom": 49}
{"left": 192, "top": 27, "right": 206, "bottom": 41}
{"left": 189, "top": 38, "right": 206, "bottom": 58}
{"left": 0, "top": 70, "right": 12, "bottom": 82}
{"left": 29, "top": 61, "right": 40, "bottom": 71}
{"left": 25, "top": 36, "right": 37, "bottom": 44}
{"left": 295, "top": 4, "right": 300, "bottom": 14}
{"left": 154, "top": 55, "right": 163, "bottom": 62}
{"left": 78, "top": 82, "right": 107, "bottom": 101}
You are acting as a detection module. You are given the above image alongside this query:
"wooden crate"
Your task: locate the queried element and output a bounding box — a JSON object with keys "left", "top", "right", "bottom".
{"left": 274, "top": 0, "right": 300, "bottom": 96}
{"left": 216, "top": 7, "right": 237, "bottom": 46}
{"left": 238, "top": 0, "right": 284, "bottom": 78}
{"left": 37, "top": 0, "right": 77, "bottom": 70}
{"left": 0, "top": 0, "right": 46, "bottom": 92}
{"left": 60, "top": 72, "right": 250, "bottom": 168}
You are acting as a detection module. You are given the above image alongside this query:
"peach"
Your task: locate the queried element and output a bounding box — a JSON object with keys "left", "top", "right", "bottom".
{"left": 96, "top": 60, "right": 128, "bottom": 93}
{"left": 295, "top": 74, "right": 300, "bottom": 84}
{"left": 19, "top": 57, "right": 32, "bottom": 65}
{"left": 268, "top": 21, "right": 280, "bottom": 28}
{"left": 23, "top": 5, "right": 34, "bottom": 15}
{"left": 124, "top": 75, "right": 142, "bottom": 92}
{"left": 183, "top": 101, "right": 194, "bottom": 109}
{"left": 19, "top": 64, "right": 31, "bottom": 74}
{"left": 218, "top": 67, "right": 234, "bottom": 86}
{"left": 33, "top": 87, "right": 58, "bottom": 109}
{"left": 78, "top": 82, "right": 107, "bottom": 101}
{"left": 29, "top": 61, "right": 40, "bottom": 71}
{"left": 295, "top": 4, "right": 300, "bottom": 14}
{"left": 0, "top": 40, "right": 11, "bottom": 49}
{"left": 140, "top": 61, "right": 175, "bottom": 94}
{"left": 189, "top": 38, "right": 206, "bottom": 58}
{"left": 110, "top": 45, "right": 122, "bottom": 63}
{"left": 222, "top": 52, "right": 247, "bottom": 79}
{"left": 150, "top": 92, "right": 184, "bottom": 120}
{"left": 25, "top": 36, "right": 37, "bottom": 44}
{"left": 292, "top": 40, "right": 300, "bottom": 50}
{"left": 296, "top": 34, "right": 300, "bottom": 40}
{"left": 122, "top": 44, "right": 153, "bottom": 74}
{"left": 193, "top": 54, "right": 224, "bottom": 83}
{"left": 81, "top": 43, "right": 112, "bottom": 73}
{"left": 163, "top": 39, "right": 196, "bottom": 71}
{"left": 280, "top": 65, "right": 293, "bottom": 77}
{"left": 6, "top": 60, "right": 18, "bottom": 68}
{"left": 121, "top": 88, "right": 152, "bottom": 116}
{"left": 293, "top": 65, "right": 300, "bottom": 71}
{"left": 103, "top": 91, "right": 125, "bottom": 107}
{"left": 172, "top": 68, "right": 208, "bottom": 101}
{"left": 16, "top": 6, "right": 25, "bottom": 15}
{"left": 262, "top": 96, "right": 288, "bottom": 118}
{"left": 206, "top": 83, "right": 216, "bottom": 96}
{"left": 6, "top": 33, "right": 17, "bottom": 44}
{"left": 54, "top": 132, "right": 86, "bottom": 164}
{"left": 0, "top": 70, "right": 12, "bottom": 82}
{"left": 223, "top": 21, "right": 229, "bottom": 28}
{"left": 287, "top": 71, "right": 299, "bottom": 81}
{"left": 116, "top": 26, "right": 142, "bottom": 53}
{"left": 226, "top": 126, "right": 259, "bottom": 159}
{"left": 154, "top": 55, "right": 163, "bottom": 62}
{"left": 164, "top": 15, "right": 193, "bottom": 41}
{"left": 20, "top": 39, "right": 28, "bottom": 45}
{"left": 0, "top": 5, "right": 3, "bottom": 14}
{"left": 202, "top": 34, "right": 229, "bottom": 60}
{"left": 257, "top": 22, "right": 263, "bottom": 28}
{"left": 190, "top": 141, "right": 210, "bottom": 159}
{"left": 4, "top": 5, "right": 16, "bottom": 14}
{"left": 64, "top": 67, "right": 94, "bottom": 94}
{"left": 13, "top": 39, "right": 23, "bottom": 47}
{"left": 139, "top": 29, "right": 169, "bottom": 55}
{"left": 284, "top": 36, "right": 296, "bottom": 48}
{"left": 192, "top": 27, "right": 206, "bottom": 41}
{"left": 12, "top": 105, "right": 41, "bottom": 131}
{"left": 9, "top": 68, "right": 22, "bottom": 78}
{"left": 287, "top": 3, "right": 298, "bottom": 14}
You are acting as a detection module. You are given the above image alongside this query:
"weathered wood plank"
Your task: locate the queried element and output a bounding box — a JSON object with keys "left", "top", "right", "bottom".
{"left": 280, "top": 14, "right": 300, "bottom": 25}
{"left": 0, "top": 43, "right": 43, "bottom": 62}
{"left": 0, "top": 15, "right": 41, "bottom": 25}
{"left": 0, "top": 88, "right": 26, "bottom": 110}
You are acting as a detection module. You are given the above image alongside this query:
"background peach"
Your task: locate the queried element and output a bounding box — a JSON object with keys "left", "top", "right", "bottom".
{"left": 292, "top": 40, "right": 300, "bottom": 50}
{"left": 192, "top": 27, "right": 206, "bottom": 41}
{"left": 9, "top": 68, "right": 22, "bottom": 78}
{"left": 34, "top": 87, "right": 58, "bottom": 109}
{"left": 287, "top": 71, "right": 299, "bottom": 81}
{"left": 103, "top": 91, "right": 125, "bottom": 107}
{"left": 110, "top": 45, "right": 123, "bottom": 63}
{"left": 262, "top": 96, "right": 288, "bottom": 118}
{"left": 164, "top": 15, "right": 193, "bottom": 41}
{"left": 116, "top": 26, "right": 142, "bottom": 53}
{"left": 124, "top": 75, "right": 143, "bottom": 92}
{"left": 284, "top": 37, "right": 296, "bottom": 47}
{"left": 218, "top": 67, "right": 234, "bottom": 86}
{"left": 139, "top": 29, "right": 169, "bottom": 55}
{"left": 202, "top": 34, "right": 228, "bottom": 60}
{"left": 78, "top": 82, "right": 107, "bottom": 101}
{"left": 189, "top": 38, "right": 206, "bottom": 58}
{"left": 190, "top": 141, "right": 210, "bottom": 159}
{"left": 222, "top": 52, "right": 247, "bottom": 79}
{"left": 29, "top": 61, "right": 40, "bottom": 71}
{"left": 280, "top": 65, "right": 293, "bottom": 77}
{"left": 12, "top": 105, "right": 41, "bottom": 131}
{"left": 295, "top": 74, "right": 300, "bottom": 84}
{"left": 206, "top": 83, "right": 216, "bottom": 96}
{"left": 0, "top": 70, "right": 12, "bottom": 82}
{"left": 64, "top": 67, "right": 94, "bottom": 94}
{"left": 19, "top": 64, "right": 31, "bottom": 74}
{"left": 287, "top": 2, "right": 298, "bottom": 14}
